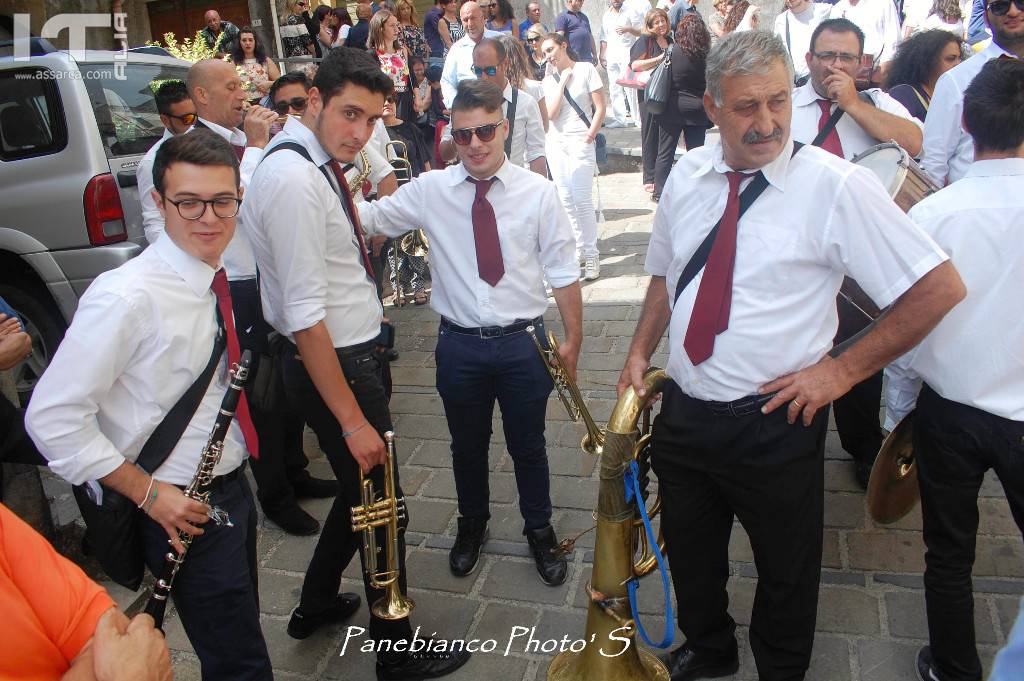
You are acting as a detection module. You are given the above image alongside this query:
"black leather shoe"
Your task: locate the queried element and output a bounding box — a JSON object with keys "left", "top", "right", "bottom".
{"left": 449, "top": 517, "right": 488, "bottom": 576}
{"left": 916, "top": 646, "right": 946, "bottom": 681}
{"left": 287, "top": 593, "right": 361, "bottom": 639}
{"left": 525, "top": 525, "right": 567, "bottom": 586}
{"left": 855, "top": 459, "right": 874, "bottom": 490}
{"left": 662, "top": 642, "right": 739, "bottom": 681}
{"left": 293, "top": 476, "right": 340, "bottom": 499}
{"left": 266, "top": 504, "right": 320, "bottom": 536}
{"left": 377, "top": 640, "right": 472, "bottom": 680}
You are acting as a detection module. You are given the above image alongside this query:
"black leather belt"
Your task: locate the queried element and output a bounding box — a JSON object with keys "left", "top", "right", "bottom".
{"left": 699, "top": 392, "right": 777, "bottom": 417}
{"left": 440, "top": 316, "right": 542, "bottom": 339}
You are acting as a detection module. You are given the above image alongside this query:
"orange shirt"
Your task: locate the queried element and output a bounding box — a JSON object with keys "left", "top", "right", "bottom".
{"left": 0, "top": 503, "right": 115, "bottom": 680}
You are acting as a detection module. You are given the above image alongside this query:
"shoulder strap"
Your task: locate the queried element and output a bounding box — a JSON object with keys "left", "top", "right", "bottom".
{"left": 504, "top": 87, "right": 518, "bottom": 157}
{"left": 136, "top": 308, "right": 226, "bottom": 474}
{"left": 261, "top": 140, "right": 334, "bottom": 186}
{"left": 785, "top": 13, "right": 791, "bottom": 52}
{"left": 673, "top": 142, "right": 804, "bottom": 306}
{"left": 810, "top": 92, "right": 876, "bottom": 147}
{"left": 560, "top": 74, "right": 593, "bottom": 128}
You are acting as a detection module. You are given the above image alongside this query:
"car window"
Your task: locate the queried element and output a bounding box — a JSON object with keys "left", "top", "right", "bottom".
{"left": 0, "top": 69, "right": 68, "bottom": 161}
{"left": 82, "top": 62, "right": 189, "bottom": 158}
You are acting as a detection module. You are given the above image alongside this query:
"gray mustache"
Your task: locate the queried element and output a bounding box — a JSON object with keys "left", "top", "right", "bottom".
{"left": 743, "top": 128, "right": 784, "bottom": 144}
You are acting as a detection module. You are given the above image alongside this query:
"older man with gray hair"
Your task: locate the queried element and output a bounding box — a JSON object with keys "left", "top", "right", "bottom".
{"left": 616, "top": 29, "right": 964, "bottom": 681}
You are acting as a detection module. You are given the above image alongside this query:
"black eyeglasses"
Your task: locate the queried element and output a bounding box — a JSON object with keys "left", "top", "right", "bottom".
{"left": 450, "top": 121, "right": 503, "bottom": 145}
{"left": 166, "top": 111, "right": 198, "bottom": 125}
{"left": 811, "top": 51, "right": 860, "bottom": 65}
{"left": 273, "top": 96, "right": 308, "bottom": 114}
{"left": 164, "top": 197, "right": 242, "bottom": 220}
{"left": 987, "top": 0, "right": 1023, "bottom": 15}
{"left": 473, "top": 65, "right": 499, "bottom": 77}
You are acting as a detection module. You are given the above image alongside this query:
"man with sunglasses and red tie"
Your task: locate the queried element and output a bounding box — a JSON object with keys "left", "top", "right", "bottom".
{"left": 359, "top": 79, "right": 582, "bottom": 587}
{"left": 617, "top": 31, "right": 963, "bottom": 681}
{"left": 28, "top": 130, "right": 273, "bottom": 680}
{"left": 922, "top": 0, "right": 1022, "bottom": 186}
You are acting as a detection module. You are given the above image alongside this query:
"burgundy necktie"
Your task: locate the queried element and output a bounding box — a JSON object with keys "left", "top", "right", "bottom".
{"left": 232, "top": 144, "right": 246, "bottom": 162}
{"left": 816, "top": 99, "right": 845, "bottom": 158}
{"left": 466, "top": 177, "right": 505, "bottom": 287}
{"left": 326, "top": 160, "right": 376, "bottom": 280}
{"left": 210, "top": 269, "right": 260, "bottom": 459}
{"left": 683, "top": 171, "right": 747, "bottom": 366}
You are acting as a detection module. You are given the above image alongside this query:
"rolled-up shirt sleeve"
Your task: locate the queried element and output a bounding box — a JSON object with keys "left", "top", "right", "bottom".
{"left": 25, "top": 290, "right": 147, "bottom": 486}
{"left": 538, "top": 182, "right": 579, "bottom": 288}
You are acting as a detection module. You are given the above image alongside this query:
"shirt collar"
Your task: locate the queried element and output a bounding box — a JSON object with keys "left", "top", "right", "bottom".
{"left": 792, "top": 79, "right": 824, "bottom": 106}
{"left": 272, "top": 116, "right": 332, "bottom": 166}
{"left": 160, "top": 128, "right": 173, "bottom": 142}
{"left": 195, "top": 116, "right": 247, "bottom": 147}
{"left": 502, "top": 81, "right": 513, "bottom": 101}
{"left": 963, "top": 157, "right": 1024, "bottom": 179}
{"left": 694, "top": 137, "right": 793, "bottom": 191}
{"left": 984, "top": 40, "right": 1015, "bottom": 59}
{"left": 152, "top": 231, "right": 218, "bottom": 299}
{"left": 447, "top": 156, "right": 514, "bottom": 187}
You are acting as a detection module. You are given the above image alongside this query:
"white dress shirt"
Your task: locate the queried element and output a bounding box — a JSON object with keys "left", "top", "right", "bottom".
{"left": 137, "top": 117, "right": 261, "bottom": 280}
{"left": 884, "top": 159, "right": 1024, "bottom": 426}
{"left": 240, "top": 117, "right": 382, "bottom": 347}
{"left": 358, "top": 160, "right": 578, "bottom": 327}
{"left": 645, "top": 138, "right": 948, "bottom": 402}
{"left": 774, "top": 3, "right": 832, "bottom": 79}
{"left": 921, "top": 41, "right": 1015, "bottom": 186}
{"left": 791, "top": 80, "right": 921, "bottom": 160}
{"left": 25, "top": 235, "right": 248, "bottom": 487}
{"left": 600, "top": 6, "right": 644, "bottom": 65}
{"left": 829, "top": 0, "right": 901, "bottom": 62}
{"left": 440, "top": 82, "right": 545, "bottom": 168}
{"left": 440, "top": 30, "right": 504, "bottom": 107}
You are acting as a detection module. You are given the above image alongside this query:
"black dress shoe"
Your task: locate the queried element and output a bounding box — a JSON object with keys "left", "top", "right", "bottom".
{"left": 525, "top": 525, "right": 567, "bottom": 586}
{"left": 293, "top": 476, "right": 340, "bottom": 499}
{"left": 377, "top": 641, "right": 472, "bottom": 680}
{"left": 662, "top": 642, "right": 739, "bottom": 681}
{"left": 287, "top": 593, "right": 361, "bottom": 639}
{"left": 266, "top": 504, "right": 320, "bottom": 536}
{"left": 916, "top": 646, "right": 946, "bottom": 681}
{"left": 855, "top": 459, "right": 873, "bottom": 490}
{"left": 449, "top": 517, "right": 488, "bottom": 576}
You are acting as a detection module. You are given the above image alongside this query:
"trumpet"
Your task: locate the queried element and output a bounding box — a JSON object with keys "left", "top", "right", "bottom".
{"left": 350, "top": 431, "right": 415, "bottom": 620}
{"left": 526, "top": 326, "right": 604, "bottom": 456}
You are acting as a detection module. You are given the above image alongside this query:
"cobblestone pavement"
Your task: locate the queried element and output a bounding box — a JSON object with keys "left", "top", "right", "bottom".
{"left": 88, "top": 166, "right": 1021, "bottom": 680}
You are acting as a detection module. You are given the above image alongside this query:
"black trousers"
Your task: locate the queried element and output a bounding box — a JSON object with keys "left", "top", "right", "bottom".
{"left": 832, "top": 299, "right": 883, "bottom": 465}
{"left": 434, "top": 320, "right": 555, "bottom": 531}
{"left": 140, "top": 472, "right": 272, "bottom": 680}
{"left": 638, "top": 92, "right": 659, "bottom": 185}
{"left": 280, "top": 341, "right": 412, "bottom": 642}
{"left": 653, "top": 119, "right": 706, "bottom": 198}
{"left": 651, "top": 382, "right": 829, "bottom": 681}
{"left": 915, "top": 385, "right": 1024, "bottom": 681}
{"left": 229, "top": 278, "right": 310, "bottom": 514}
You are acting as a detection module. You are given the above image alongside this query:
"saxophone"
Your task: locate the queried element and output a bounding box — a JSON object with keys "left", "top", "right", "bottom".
{"left": 143, "top": 350, "right": 253, "bottom": 629}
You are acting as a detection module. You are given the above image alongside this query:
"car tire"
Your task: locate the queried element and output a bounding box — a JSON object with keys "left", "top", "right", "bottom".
{"left": 0, "top": 283, "right": 66, "bottom": 405}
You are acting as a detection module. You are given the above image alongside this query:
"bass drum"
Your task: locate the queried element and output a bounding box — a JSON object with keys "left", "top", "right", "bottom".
{"left": 851, "top": 142, "right": 939, "bottom": 213}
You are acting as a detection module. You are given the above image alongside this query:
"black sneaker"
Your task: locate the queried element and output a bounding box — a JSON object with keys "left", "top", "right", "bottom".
{"left": 525, "top": 525, "right": 567, "bottom": 586}
{"left": 449, "top": 517, "right": 488, "bottom": 576}
{"left": 661, "top": 641, "right": 739, "bottom": 681}
{"left": 916, "top": 646, "right": 946, "bottom": 681}
{"left": 377, "top": 640, "right": 472, "bottom": 680}
{"left": 287, "top": 593, "right": 361, "bottom": 639}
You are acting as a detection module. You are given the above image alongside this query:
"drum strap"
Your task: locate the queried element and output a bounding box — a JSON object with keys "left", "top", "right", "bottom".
{"left": 811, "top": 92, "right": 876, "bottom": 148}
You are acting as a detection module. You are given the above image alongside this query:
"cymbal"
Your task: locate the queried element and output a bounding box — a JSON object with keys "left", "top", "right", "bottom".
{"left": 866, "top": 410, "right": 919, "bottom": 525}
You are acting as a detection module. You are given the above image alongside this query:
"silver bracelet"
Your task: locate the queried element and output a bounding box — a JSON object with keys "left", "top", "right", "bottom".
{"left": 342, "top": 422, "right": 369, "bottom": 439}
{"left": 137, "top": 476, "right": 156, "bottom": 509}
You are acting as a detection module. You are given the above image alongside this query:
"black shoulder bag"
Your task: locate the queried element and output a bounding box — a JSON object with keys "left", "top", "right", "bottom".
{"left": 73, "top": 315, "right": 225, "bottom": 590}
{"left": 504, "top": 87, "right": 518, "bottom": 158}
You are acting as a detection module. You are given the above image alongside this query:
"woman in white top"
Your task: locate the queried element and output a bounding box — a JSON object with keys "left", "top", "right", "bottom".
{"left": 541, "top": 32, "right": 606, "bottom": 281}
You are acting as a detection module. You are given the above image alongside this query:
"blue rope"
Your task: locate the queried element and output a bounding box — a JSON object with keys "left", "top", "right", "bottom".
{"left": 623, "top": 459, "right": 675, "bottom": 649}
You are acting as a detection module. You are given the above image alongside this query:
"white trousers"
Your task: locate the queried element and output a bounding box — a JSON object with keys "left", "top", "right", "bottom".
{"left": 547, "top": 136, "right": 599, "bottom": 260}
{"left": 605, "top": 59, "right": 638, "bottom": 125}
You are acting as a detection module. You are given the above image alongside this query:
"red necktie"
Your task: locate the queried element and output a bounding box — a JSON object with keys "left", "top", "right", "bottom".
{"left": 210, "top": 269, "right": 260, "bottom": 459}
{"left": 326, "top": 160, "right": 376, "bottom": 280}
{"left": 466, "top": 177, "right": 505, "bottom": 287}
{"left": 816, "top": 99, "right": 845, "bottom": 158}
{"left": 232, "top": 144, "right": 246, "bottom": 162}
{"left": 683, "top": 171, "right": 747, "bottom": 366}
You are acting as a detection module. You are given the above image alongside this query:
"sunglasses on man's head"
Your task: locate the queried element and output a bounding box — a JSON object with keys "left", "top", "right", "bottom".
{"left": 450, "top": 121, "right": 503, "bottom": 145}
{"left": 166, "top": 112, "right": 198, "bottom": 125}
{"left": 273, "top": 96, "right": 308, "bottom": 114}
{"left": 473, "top": 65, "right": 499, "bottom": 77}
{"left": 987, "top": 0, "right": 1023, "bottom": 15}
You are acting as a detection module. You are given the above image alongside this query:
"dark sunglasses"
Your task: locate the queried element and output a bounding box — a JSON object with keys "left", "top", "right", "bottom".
{"left": 987, "top": 0, "right": 1023, "bottom": 14}
{"left": 472, "top": 65, "right": 499, "bottom": 77}
{"left": 166, "top": 111, "right": 198, "bottom": 125}
{"left": 450, "top": 121, "right": 503, "bottom": 145}
{"left": 526, "top": 36, "right": 539, "bottom": 43}
{"left": 273, "top": 96, "right": 308, "bottom": 114}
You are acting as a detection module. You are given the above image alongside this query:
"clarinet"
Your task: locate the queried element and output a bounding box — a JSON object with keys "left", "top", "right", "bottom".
{"left": 143, "top": 350, "right": 253, "bottom": 629}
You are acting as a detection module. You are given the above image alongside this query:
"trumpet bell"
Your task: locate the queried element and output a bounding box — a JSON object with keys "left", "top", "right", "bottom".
{"left": 866, "top": 410, "right": 919, "bottom": 524}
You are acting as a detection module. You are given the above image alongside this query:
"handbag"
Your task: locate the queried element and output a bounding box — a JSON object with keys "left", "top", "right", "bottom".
{"left": 73, "top": 322, "right": 226, "bottom": 591}
{"left": 615, "top": 66, "right": 648, "bottom": 90}
{"left": 644, "top": 49, "right": 672, "bottom": 115}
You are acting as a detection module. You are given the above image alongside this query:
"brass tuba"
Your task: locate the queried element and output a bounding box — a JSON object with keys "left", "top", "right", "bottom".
{"left": 350, "top": 431, "right": 415, "bottom": 620}
{"left": 549, "top": 367, "right": 671, "bottom": 681}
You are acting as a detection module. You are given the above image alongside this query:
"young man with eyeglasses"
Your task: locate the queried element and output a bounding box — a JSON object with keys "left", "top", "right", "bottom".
{"left": 358, "top": 78, "right": 582, "bottom": 587}
{"left": 922, "top": 0, "right": 1023, "bottom": 186}
{"left": 790, "top": 18, "right": 923, "bottom": 491}
{"left": 27, "top": 130, "right": 274, "bottom": 680}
